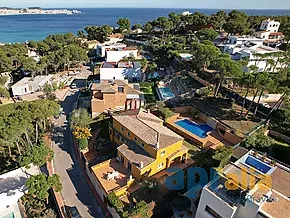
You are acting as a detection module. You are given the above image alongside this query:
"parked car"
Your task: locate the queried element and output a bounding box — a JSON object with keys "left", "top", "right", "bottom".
{"left": 70, "top": 83, "right": 77, "bottom": 89}
{"left": 67, "top": 206, "right": 81, "bottom": 218}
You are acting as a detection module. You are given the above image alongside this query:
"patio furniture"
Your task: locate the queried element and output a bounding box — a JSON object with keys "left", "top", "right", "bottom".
{"left": 107, "top": 171, "right": 120, "bottom": 180}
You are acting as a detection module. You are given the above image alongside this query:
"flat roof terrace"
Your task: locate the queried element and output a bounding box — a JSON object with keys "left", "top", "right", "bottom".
{"left": 91, "top": 158, "right": 131, "bottom": 193}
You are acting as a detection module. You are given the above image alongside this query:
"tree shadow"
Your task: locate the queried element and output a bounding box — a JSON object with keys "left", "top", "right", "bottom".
{"left": 66, "top": 164, "right": 102, "bottom": 217}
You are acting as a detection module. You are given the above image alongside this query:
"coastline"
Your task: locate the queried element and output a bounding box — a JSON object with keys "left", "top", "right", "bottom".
{"left": 0, "top": 8, "right": 81, "bottom": 16}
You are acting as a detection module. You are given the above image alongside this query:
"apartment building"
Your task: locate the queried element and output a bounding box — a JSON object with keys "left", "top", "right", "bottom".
{"left": 195, "top": 150, "right": 290, "bottom": 218}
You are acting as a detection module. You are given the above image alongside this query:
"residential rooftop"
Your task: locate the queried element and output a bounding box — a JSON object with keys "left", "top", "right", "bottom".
{"left": 101, "top": 61, "right": 141, "bottom": 69}
{"left": 118, "top": 141, "right": 155, "bottom": 169}
{"left": 206, "top": 149, "right": 290, "bottom": 217}
{"left": 91, "top": 158, "right": 130, "bottom": 193}
{"left": 113, "top": 109, "right": 183, "bottom": 149}
{"left": 11, "top": 75, "right": 53, "bottom": 87}
{"left": 106, "top": 47, "right": 137, "bottom": 52}
{"left": 91, "top": 80, "right": 140, "bottom": 95}
{"left": 0, "top": 165, "right": 39, "bottom": 209}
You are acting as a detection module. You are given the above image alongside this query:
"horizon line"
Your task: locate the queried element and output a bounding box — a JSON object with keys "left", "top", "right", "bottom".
{"left": 1, "top": 6, "right": 290, "bottom": 10}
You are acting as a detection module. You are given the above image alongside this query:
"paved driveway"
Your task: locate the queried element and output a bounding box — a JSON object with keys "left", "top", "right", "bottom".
{"left": 52, "top": 90, "right": 105, "bottom": 218}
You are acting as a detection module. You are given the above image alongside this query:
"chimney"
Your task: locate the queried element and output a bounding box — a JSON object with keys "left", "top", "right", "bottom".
{"left": 155, "top": 132, "right": 160, "bottom": 149}
{"left": 140, "top": 161, "right": 144, "bottom": 168}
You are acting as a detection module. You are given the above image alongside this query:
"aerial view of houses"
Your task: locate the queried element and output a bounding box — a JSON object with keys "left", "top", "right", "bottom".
{"left": 1, "top": 2, "right": 290, "bottom": 218}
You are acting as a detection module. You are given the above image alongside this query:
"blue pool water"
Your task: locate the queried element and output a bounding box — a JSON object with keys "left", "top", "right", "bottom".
{"left": 2, "top": 213, "right": 15, "bottom": 218}
{"left": 245, "top": 156, "right": 271, "bottom": 174}
{"left": 174, "top": 119, "right": 213, "bottom": 138}
{"left": 158, "top": 87, "right": 175, "bottom": 100}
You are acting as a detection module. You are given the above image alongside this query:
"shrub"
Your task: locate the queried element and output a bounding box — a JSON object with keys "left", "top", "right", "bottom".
{"left": 143, "top": 178, "right": 159, "bottom": 194}
{"left": 159, "top": 107, "right": 174, "bottom": 121}
{"left": 107, "top": 192, "right": 124, "bottom": 212}
{"left": 77, "top": 138, "right": 88, "bottom": 150}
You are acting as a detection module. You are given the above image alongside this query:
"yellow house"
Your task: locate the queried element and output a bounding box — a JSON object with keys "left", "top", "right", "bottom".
{"left": 90, "top": 109, "right": 188, "bottom": 198}
{"left": 110, "top": 109, "right": 188, "bottom": 181}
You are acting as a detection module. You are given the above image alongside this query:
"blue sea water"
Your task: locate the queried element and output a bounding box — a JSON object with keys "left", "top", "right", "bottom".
{"left": 0, "top": 8, "right": 290, "bottom": 43}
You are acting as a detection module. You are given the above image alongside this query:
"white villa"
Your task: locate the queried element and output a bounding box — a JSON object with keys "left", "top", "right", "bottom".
{"left": 105, "top": 47, "right": 138, "bottom": 63}
{"left": 0, "top": 165, "right": 39, "bottom": 218}
{"left": 195, "top": 150, "right": 290, "bottom": 218}
{"left": 96, "top": 42, "right": 127, "bottom": 57}
{"left": 11, "top": 75, "right": 53, "bottom": 96}
{"left": 100, "top": 61, "right": 142, "bottom": 82}
{"left": 254, "top": 19, "right": 285, "bottom": 47}
{"left": 223, "top": 38, "right": 283, "bottom": 72}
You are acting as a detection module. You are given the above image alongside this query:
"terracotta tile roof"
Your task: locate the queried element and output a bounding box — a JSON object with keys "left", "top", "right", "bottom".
{"left": 91, "top": 80, "right": 140, "bottom": 95}
{"left": 118, "top": 141, "right": 155, "bottom": 169}
{"left": 269, "top": 32, "right": 284, "bottom": 36}
{"left": 113, "top": 110, "right": 183, "bottom": 149}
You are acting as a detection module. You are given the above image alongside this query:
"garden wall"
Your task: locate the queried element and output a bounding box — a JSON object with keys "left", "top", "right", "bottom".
{"left": 107, "top": 206, "right": 121, "bottom": 218}
{"left": 188, "top": 72, "right": 212, "bottom": 87}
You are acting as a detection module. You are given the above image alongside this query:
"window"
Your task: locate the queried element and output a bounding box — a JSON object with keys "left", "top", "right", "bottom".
{"left": 158, "top": 163, "right": 164, "bottom": 169}
{"left": 127, "top": 132, "right": 131, "bottom": 137}
{"left": 134, "top": 137, "right": 137, "bottom": 141}
{"left": 160, "top": 150, "right": 166, "bottom": 156}
{"left": 121, "top": 126, "right": 124, "bottom": 131}
{"left": 118, "top": 86, "right": 124, "bottom": 93}
{"left": 205, "top": 206, "right": 222, "bottom": 218}
{"left": 141, "top": 143, "right": 145, "bottom": 147}
{"left": 127, "top": 162, "right": 132, "bottom": 171}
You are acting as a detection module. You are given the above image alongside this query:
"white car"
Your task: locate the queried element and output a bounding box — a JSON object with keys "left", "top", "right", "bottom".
{"left": 70, "top": 83, "right": 77, "bottom": 89}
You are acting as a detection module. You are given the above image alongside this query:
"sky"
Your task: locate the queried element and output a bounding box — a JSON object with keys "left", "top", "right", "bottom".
{"left": 1, "top": 0, "right": 290, "bottom": 9}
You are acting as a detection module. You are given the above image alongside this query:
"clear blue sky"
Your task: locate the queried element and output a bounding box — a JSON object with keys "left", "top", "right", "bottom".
{"left": 2, "top": 0, "right": 290, "bottom": 9}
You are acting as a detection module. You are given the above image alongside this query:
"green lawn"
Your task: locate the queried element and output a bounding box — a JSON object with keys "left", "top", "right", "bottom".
{"left": 140, "top": 82, "right": 158, "bottom": 104}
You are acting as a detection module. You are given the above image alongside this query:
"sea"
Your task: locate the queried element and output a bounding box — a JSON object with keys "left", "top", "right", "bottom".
{"left": 0, "top": 8, "right": 290, "bottom": 43}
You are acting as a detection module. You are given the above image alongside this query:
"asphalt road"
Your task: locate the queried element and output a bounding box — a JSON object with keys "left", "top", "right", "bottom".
{"left": 52, "top": 90, "right": 105, "bottom": 218}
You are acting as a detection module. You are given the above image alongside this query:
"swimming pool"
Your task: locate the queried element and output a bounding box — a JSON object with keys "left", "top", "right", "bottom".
{"left": 174, "top": 119, "right": 213, "bottom": 138}
{"left": 244, "top": 156, "right": 271, "bottom": 174}
{"left": 158, "top": 87, "right": 175, "bottom": 100}
{"left": 2, "top": 213, "right": 15, "bottom": 218}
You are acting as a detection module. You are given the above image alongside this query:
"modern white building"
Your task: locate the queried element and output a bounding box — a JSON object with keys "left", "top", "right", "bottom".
{"left": 96, "top": 43, "right": 127, "bottom": 57}
{"left": 260, "top": 19, "right": 280, "bottom": 33}
{"left": 11, "top": 75, "right": 53, "bottom": 96}
{"left": 0, "top": 165, "right": 39, "bottom": 218}
{"left": 105, "top": 47, "right": 138, "bottom": 63}
{"left": 27, "top": 49, "right": 40, "bottom": 62}
{"left": 223, "top": 41, "right": 283, "bottom": 72}
{"left": 226, "top": 36, "right": 264, "bottom": 46}
{"left": 100, "top": 61, "right": 142, "bottom": 82}
{"left": 195, "top": 150, "right": 290, "bottom": 218}
{"left": 254, "top": 19, "right": 284, "bottom": 47}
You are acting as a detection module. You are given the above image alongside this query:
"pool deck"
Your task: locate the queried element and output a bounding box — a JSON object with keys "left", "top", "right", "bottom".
{"left": 167, "top": 116, "right": 232, "bottom": 150}
{"left": 156, "top": 85, "right": 175, "bottom": 101}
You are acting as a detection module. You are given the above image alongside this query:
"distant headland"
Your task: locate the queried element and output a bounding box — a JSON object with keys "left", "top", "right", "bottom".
{"left": 0, "top": 7, "right": 81, "bottom": 15}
